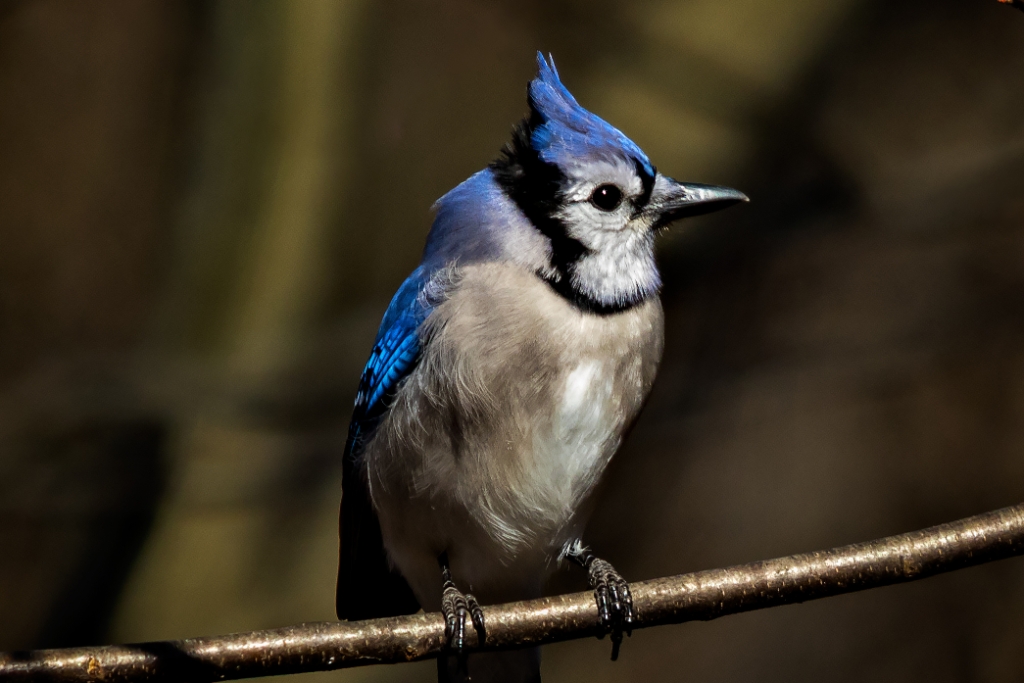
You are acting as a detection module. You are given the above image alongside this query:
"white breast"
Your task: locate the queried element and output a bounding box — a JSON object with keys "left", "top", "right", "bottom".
{"left": 366, "top": 263, "right": 664, "bottom": 603}
{"left": 530, "top": 359, "right": 622, "bottom": 525}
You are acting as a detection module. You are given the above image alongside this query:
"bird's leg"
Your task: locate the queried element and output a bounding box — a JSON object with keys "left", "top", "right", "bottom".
{"left": 564, "top": 540, "right": 634, "bottom": 661}
{"left": 438, "top": 552, "right": 485, "bottom": 655}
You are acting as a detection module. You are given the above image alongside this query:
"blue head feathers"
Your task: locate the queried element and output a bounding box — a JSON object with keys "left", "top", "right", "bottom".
{"left": 489, "top": 53, "right": 658, "bottom": 227}
{"left": 525, "top": 53, "right": 655, "bottom": 178}
{"left": 483, "top": 52, "right": 667, "bottom": 313}
{"left": 471, "top": 52, "right": 748, "bottom": 313}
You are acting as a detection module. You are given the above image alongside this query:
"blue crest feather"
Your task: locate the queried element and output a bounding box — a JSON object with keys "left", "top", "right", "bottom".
{"left": 525, "top": 52, "right": 655, "bottom": 177}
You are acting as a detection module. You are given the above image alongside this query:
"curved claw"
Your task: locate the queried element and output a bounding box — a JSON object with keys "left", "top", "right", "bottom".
{"left": 467, "top": 593, "right": 486, "bottom": 647}
{"left": 441, "top": 579, "right": 486, "bottom": 654}
{"left": 620, "top": 582, "right": 635, "bottom": 636}
{"left": 563, "top": 542, "right": 635, "bottom": 660}
{"left": 587, "top": 557, "right": 635, "bottom": 660}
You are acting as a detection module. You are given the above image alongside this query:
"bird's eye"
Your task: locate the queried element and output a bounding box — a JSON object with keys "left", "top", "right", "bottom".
{"left": 589, "top": 184, "right": 623, "bottom": 212}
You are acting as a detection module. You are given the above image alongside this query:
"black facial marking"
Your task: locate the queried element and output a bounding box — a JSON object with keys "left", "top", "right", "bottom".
{"left": 490, "top": 116, "right": 586, "bottom": 287}
{"left": 632, "top": 158, "right": 655, "bottom": 212}
{"left": 489, "top": 108, "right": 645, "bottom": 316}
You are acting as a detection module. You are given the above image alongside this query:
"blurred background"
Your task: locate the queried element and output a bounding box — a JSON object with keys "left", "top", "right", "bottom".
{"left": 2, "top": 0, "right": 1024, "bottom": 681}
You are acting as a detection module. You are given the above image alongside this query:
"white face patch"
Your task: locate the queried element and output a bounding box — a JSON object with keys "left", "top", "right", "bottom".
{"left": 550, "top": 158, "right": 662, "bottom": 308}
{"left": 570, "top": 230, "right": 660, "bottom": 307}
{"left": 559, "top": 157, "right": 643, "bottom": 204}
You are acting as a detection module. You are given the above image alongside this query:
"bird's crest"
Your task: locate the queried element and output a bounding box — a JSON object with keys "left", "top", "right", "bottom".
{"left": 520, "top": 52, "right": 654, "bottom": 177}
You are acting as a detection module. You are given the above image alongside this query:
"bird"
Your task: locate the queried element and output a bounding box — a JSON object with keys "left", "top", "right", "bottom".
{"left": 337, "top": 52, "right": 747, "bottom": 683}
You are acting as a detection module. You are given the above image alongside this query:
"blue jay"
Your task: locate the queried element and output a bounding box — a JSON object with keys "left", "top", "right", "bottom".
{"left": 337, "top": 53, "right": 746, "bottom": 682}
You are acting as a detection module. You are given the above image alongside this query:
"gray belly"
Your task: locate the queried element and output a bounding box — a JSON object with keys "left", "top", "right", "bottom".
{"left": 363, "top": 263, "right": 663, "bottom": 605}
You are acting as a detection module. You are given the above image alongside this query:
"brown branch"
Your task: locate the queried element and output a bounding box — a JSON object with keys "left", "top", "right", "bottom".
{"left": 3, "top": 503, "right": 1024, "bottom": 682}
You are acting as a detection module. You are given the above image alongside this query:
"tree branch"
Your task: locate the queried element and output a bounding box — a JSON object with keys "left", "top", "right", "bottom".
{"left": 998, "top": 0, "right": 1024, "bottom": 13}
{"left": 2, "top": 503, "right": 1023, "bottom": 682}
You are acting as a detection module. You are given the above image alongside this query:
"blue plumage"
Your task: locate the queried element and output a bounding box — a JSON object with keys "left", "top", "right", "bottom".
{"left": 337, "top": 52, "right": 747, "bottom": 681}
{"left": 338, "top": 266, "right": 434, "bottom": 623}
{"left": 352, "top": 266, "right": 432, "bottom": 423}
{"left": 529, "top": 54, "right": 655, "bottom": 178}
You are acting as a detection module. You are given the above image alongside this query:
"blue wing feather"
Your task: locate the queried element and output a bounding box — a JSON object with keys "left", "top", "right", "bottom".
{"left": 349, "top": 265, "right": 433, "bottom": 438}
{"left": 338, "top": 265, "right": 435, "bottom": 620}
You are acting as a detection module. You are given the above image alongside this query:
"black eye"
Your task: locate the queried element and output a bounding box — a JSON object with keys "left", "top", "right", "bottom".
{"left": 589, "top": 184, "right": 623, "bottom": 212}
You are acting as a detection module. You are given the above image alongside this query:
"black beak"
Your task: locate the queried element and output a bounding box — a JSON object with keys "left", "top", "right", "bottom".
{"left": 647, "top": 175, "right": 748, "bottom": 229}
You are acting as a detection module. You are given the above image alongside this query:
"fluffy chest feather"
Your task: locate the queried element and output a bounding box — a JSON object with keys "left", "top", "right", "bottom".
{"left": 367, "top": 262, "right": 664, "bottom": 568}
{"left": 536, "top": 359, "right": 619, "bottom": 514}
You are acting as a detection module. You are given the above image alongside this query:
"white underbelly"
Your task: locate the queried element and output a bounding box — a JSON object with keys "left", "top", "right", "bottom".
{"left": 368, "top": 358, "right": 628, "bottom": 605}
{"left": 365, "top": 262, "right": 664, "bottom": 605}
{"left": 528, "top": 359, "right": 622, "bottom": 528}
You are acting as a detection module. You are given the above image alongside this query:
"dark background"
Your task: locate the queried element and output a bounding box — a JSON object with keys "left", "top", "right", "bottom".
{"left": 2, "top": 1, "right": 1024, "bottom": 681}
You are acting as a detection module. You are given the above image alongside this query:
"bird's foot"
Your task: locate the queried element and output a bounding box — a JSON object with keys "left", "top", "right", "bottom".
{"left": 439, "top": 553, "right": 485, "bottom": 654}
{"left": 588, "top": 557, "right": 634, "bottom": 660}
{"left": 442, "top": 580, "right": 485, "bottom": 652}
{"left": 565, "top": 542, "right": 634, "bottom": 661}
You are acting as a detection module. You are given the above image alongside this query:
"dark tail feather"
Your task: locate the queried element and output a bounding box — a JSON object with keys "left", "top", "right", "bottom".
{"left": 337, "top": 453, "right": 419, "bottom": 620}
{"left": 437, "top": 648, "right": 541, "bottom": 683}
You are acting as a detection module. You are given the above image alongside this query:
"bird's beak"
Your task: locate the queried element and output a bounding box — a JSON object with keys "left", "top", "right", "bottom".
{"left": 646, "top": 174, "right": 748, "bottom": 229}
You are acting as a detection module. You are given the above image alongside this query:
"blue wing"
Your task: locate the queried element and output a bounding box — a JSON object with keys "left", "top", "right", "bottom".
{"left": 347, "top": 265, "right": 433, "bottom": 445}
{"left": 337, "top": 265, "right": 434, "bottom": 620}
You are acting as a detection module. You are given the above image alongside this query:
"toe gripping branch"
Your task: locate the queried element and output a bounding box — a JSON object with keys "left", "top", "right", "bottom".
{"left": 566, "top": 543, "right": 635, "bottom": 661}
{"left": 439, "top": 553, "right": 485, "bottom": 655}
